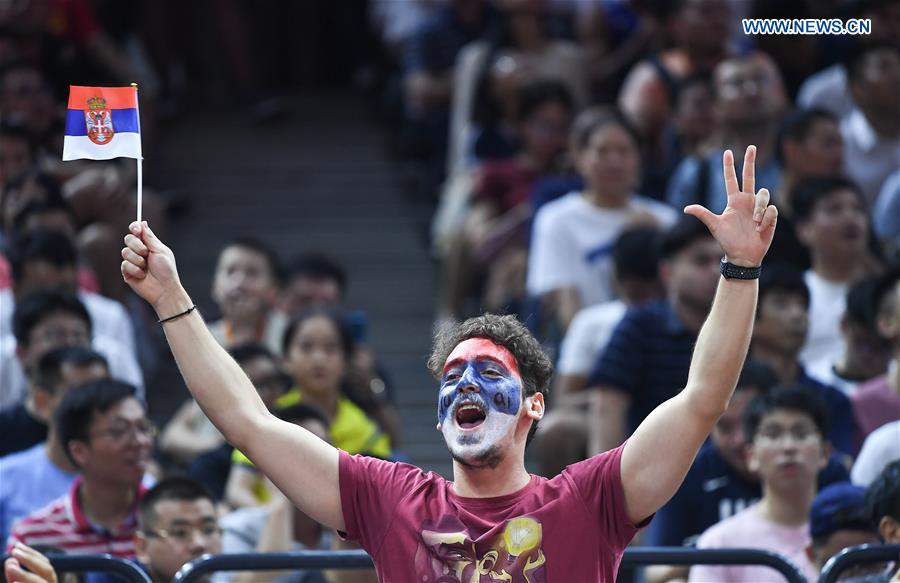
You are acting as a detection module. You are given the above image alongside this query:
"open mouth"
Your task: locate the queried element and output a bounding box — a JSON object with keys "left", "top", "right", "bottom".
{"left": 455, "top": 403, "right": 486, "bottom": 430}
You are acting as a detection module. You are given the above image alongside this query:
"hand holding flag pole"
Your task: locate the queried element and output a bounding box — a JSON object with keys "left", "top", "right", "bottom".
{"left": 62, "top": 83, "right": 144, "bottom": 223}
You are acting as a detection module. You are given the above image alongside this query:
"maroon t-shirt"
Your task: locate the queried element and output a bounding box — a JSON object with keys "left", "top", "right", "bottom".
{"left": 339, "top": 444, "right": 645, "bottom": 582}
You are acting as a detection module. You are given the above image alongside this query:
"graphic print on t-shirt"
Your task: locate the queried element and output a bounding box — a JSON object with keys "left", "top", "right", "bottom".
{"left": 414, "top": 514, "right": 547, "bottom": 582}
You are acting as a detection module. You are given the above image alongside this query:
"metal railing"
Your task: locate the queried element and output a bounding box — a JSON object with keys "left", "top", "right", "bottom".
{"left": 0, "top": 554, "right": 152, "bottom": 582}
{"left": 172, "top": 547, "right": 806, "bottom": 583}
{"left": 818, "top": 543, "right": 900, "bottom": 583}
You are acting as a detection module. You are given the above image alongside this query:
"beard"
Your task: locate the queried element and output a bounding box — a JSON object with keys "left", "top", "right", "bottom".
{"left": 450, "top": 442, "right": 504, "bottom": 470}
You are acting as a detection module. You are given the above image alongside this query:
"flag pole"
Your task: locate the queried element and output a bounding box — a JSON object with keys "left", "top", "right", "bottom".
{"left": 131, "top": 83, "right": 142, "bottom": 224}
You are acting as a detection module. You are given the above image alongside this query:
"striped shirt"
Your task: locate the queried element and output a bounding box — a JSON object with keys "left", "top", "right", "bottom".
{"left": 6, "top": 477, "right": 147, "bottom": 558}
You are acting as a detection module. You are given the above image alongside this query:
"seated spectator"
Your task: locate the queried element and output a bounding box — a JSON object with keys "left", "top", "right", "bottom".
{"left": 527, "top": 110, "right": 676, "bottom": 333}
{"left": 8, "top": 380, "right": 154, "bottom": 558}
{"left": 0, "top": 290, "right": 138, "bottom": 452}
{"left": 554, "top": 226, "right": 663, "bottom": 398}
{"left": 436, "top": 80, "right": 573, "bottom": 320}
{"left": 0, "top": 346, "right": 109, "bottom": 544}
{"left": 646, "top": 362, "right": 850, "bottom": 583}
{"left": 279, "top": 252, "right": 401, "bottom": 449}
{"left": 3, "top": 542, "right": 59, "bottom": 583}
{"left": 808, "top": 275, "right": 891, "bottom": 396}
{"left": 853, "top": 421, "right": 900, "bottom": 488}
{"left": 583, "top": 217, "right": 720, "bottom": 459}
{"left": 806, "top": 483, "right": 880, "bottom": 577}
{"left": 666, "top": 52, "right": 786, "bottom": 214}
{"left": 208, "top": 237, "right": 286, "bottom": 354}
{"left": 135, "top": 478, "right": 222, "bottom": 583}
{"left": 750, "top": 263, "right": 857, "bottom": 457}
{"left": 769, "top": 108, "right": 844, "bottom": 270}
{"left": 866, "top": 460, "right": 900, "bottom": 580}
{"left": 793, "top": 176, "right": 880, "bottom": 371}
{"left": 688, "top": 386, "right": 831, "bottom": 583}
{"left": 185, "top": 344, "right": 292, "bottom": 501}
{"left": 220, "top": 404, "right": 333, "bottom": 583}
{"left": 852, "top": 267, "right": 900, "bottom": 448}
{"left": 841, "top": 43, "right": 900, "bottom": 210}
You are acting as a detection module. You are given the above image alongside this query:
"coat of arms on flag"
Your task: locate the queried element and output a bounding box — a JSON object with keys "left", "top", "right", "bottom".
{"left": 63, "top": 85, "right": 142, "bottom": 161}
{"left": 85, "top": 96, "right": 114, "bottom": 145}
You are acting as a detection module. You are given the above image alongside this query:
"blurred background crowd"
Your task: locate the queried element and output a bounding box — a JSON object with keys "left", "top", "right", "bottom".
{"left": 0, "top": 0, "right": 899, "bottom": 581}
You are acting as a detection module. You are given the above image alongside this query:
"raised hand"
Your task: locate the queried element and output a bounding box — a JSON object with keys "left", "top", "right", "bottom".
{"left": 121, "top": 221, "right": 183, "bottom": 309}
{"left": 684, "top": 146, "right": 777, "bottom": 268}
{"left": 4, "top": 543, "right": 58, "bottom": 583}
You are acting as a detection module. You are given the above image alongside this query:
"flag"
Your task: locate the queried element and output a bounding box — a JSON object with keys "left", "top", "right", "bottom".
{"left": 63, "top": 86, "right": 142, "bottom": 161}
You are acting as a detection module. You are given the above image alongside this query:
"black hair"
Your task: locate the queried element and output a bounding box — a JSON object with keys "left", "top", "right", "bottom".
{"left": 229, "top": 342, "right": 277, "bottom": 366}
{"left": 276, "top": 402, "right": 330, "bottom": 429}
{"left": 873, "top": 264, "right": 900, "bottom": 327}
{"left": 868, "top": 460, "right": 900, "bottom": 533}
{"left": 12, "top": 289, "right": 91, "bottom": 346}
{"left": 516, "top": 80, "right": 574, "bottom": 124}
{"left": 775, "top": 108, "right": 838, "bottom": 165}
{"left": 427, "top": 314, "right": 553, "bottom": 445}
{"left": 220, "top": 236, "right": 281, "bottom": 282}
{"left": 0, "top": 116, "right": 36, "bottom": 154}
{"left": 55, "top": 379, "right": 139, "bottom": 467}
{"left": 658, "top": 215, "right": 714, "bottom": 261}
{"left": 572, "top": 109, "right": 642, "bottom": 152}
{"left": 791, "top": 176, "right": 866, "bottom": 224}
{"left": 284, "top": 252, "right": 347, "bottom": 295}
{"left": 1, "top": 170, "right": 65, "bottom": 231}
{"left": 757, "top": 262, "right": 810, "bottom": 314}
{"left": 8, "top": 227, "right": 77, "bottom": 284}
{"left": 845, "top": 41, "right": 900, "bottom": 85}
{"left": 11, "top": 197, "right": 77, "bottom": 236}
{"left": 743, "top": 384, "right": 830, "bottom": 444}
{"left": 139, "top": 477, "right": 215, "bottom": 531}
{"left": 282, "top": 306, "right": 354, "bottom": 359}
{"left": 736, "top": 360, "right": 779, "bottom": 394}
{"left": 613, "top": 226, "right": 661, "bottom": 280}
{"left": 35, "top": 346, "right": 107, "bottom": 395}
{"left": 845, "top": 274, "right": 884, "bottom": 331}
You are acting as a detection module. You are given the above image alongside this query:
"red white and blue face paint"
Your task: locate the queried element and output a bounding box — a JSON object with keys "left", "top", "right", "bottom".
{"left": 438, "top": 338, "right": 523, "bottom": 466}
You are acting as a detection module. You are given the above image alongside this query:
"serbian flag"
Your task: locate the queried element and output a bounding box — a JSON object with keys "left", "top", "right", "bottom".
{"left": 63, "top": 86, "right": 142, "bottom": 161}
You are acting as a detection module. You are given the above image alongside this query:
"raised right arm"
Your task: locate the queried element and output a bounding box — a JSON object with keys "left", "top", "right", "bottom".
{"left": 121, "top": 222, "right": 344, "bottom": 531}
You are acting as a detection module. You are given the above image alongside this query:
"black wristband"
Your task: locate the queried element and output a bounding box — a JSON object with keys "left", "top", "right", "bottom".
{"left": 720, "top": 259, "right": 761, "bottom": 280}
{"left": 157, "top": 304, "right": 197, "bottom": 324}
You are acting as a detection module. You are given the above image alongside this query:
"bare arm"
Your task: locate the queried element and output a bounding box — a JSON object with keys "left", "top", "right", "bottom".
{"left": 544, "top": 287, "right": 582, "bottom": 333}
{"left": 121, "top": 223, "right": 344, "bottom": 532}
{"left": 620, "top": 147, "right": 778, "bottom": 524}
{"left": 587, "top": 387, "right": 631, "bottom": 456}
{"left": 159, "top": 400, "right": 224, "bottom": 465}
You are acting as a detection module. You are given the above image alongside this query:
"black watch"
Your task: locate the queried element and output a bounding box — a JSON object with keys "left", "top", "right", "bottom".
{"left": 720, "top": 259, "right": 762, "bottom": 280}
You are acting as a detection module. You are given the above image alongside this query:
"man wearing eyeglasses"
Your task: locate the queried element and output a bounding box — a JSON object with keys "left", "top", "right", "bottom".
{"left": 135, "top": 477, "right": 222, "bottom": 583}
{"left": 688, "top": 385, "right": 831, "bottom": 583}
{"left": 6, "top": 379, "right": 155, "bottom": 559}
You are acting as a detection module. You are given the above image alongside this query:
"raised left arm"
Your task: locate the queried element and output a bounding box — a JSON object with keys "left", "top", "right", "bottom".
{"left": 620, "top": 146, "right": 778, "bottom": 524}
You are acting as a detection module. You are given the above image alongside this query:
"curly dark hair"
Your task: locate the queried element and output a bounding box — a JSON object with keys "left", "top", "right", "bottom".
{"left": 427, "top": 314, "right": 553, "bottom": 445}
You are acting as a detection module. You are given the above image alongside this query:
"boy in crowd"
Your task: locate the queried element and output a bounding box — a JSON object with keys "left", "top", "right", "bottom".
{"left": 806, "top": 483, "right": 880, "bottom": 577}
{"left": 689, "top": 386, "right": 831, "bottom": 583}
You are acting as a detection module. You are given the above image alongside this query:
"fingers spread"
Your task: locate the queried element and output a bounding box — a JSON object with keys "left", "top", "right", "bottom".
{"left": 684, "top": 204, "right": 717, "bottom": 231}
{"left": 722, "top": 150, "right": 739, "bottom": 196}
{"left": 758, "top": 204, "right": 778, "bottom": 232}
{"left": 124, "top": 233, "right": 149, "bottom": 256}
{"left": 742, "top": 145, "right": 756, "bottom": 195}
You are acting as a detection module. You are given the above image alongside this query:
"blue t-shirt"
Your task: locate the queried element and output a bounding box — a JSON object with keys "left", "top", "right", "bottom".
{"left": 589, "top": 299, "right": 697, "bottom": 431}
{"left": 647, "top": 442, "right": 851, "bottom": 546}
{"left": 0, "top": 443, "right": 76, "bottom": 544}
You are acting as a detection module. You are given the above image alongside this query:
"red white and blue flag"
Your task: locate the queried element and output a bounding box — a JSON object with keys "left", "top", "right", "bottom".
{"left": 63, "top": 85, "right": 142, "bottom": 161}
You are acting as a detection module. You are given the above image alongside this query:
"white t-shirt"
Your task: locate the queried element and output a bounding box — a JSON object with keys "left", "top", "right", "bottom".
{"left": 527, "top": 193, "right": 676, "bottom": 307}
{"left": 805, "top": 360, "right": 863, "bottom": 397}
{"left": 557, "top": 300, "right": 627, "bottom": 376}
{"left": 799, "top": 270, "right": 848, "bottom": 373}
{"left": 852, "top": 420, "right": 900, "bottom": 487}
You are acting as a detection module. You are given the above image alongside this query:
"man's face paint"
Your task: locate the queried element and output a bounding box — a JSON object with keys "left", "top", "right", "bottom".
{"left": 438, "top": 338, "right": 523, "bottom": 466}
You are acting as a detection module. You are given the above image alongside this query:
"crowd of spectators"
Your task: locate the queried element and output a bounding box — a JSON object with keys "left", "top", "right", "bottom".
{"left": 1, "top": 0, "right": 899, "bottom": 580}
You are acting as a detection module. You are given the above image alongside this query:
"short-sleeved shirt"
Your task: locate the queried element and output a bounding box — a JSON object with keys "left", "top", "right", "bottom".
{"left": 0, "top": 404, "right": 47, "bottom": 457}
{"left": 7, "top": 477, "right": 146, "bottom": 557}
{"left": 0, "top": 444, "right": 76, "bottom": 545}
{"left": 557, "top": 300, "right": 627, "bottom": 377}
{"left": 852, "top": 420, "right": 900, "bottom": 487}
{"left": 689, "top": 505, "right": 818, "bottom": 583}
{"left": 648, "top": 442, "right": 851, "bottom": 547}
{"left": 527, "top": 193, "right": 677, "bottom": 307}
{"left": 588, "top": 299, "right": 697, "bottom": 431}
{"left": 339, "top": 443, "right": 646, "bottom": 582}
{"left": 851, "top": 374, "right": 900, "bottom": 450}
